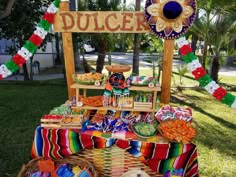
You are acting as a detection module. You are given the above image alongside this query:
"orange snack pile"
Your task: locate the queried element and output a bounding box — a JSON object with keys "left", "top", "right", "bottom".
{"left": 158, "top": 119, "right": 196, "bottom": 143}
{"left": 82, "top": 96, "right": 104, "bottom": 107}
{"left": 76, "top": 72, "right": 103, "bottom": 82}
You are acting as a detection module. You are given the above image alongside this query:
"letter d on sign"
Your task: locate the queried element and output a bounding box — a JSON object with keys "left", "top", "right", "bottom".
{"left": 60, "top": 12, "right": 75, "bottom": 30}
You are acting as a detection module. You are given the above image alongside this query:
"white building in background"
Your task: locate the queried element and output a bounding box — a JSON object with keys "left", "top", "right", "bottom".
{"left": 0, "top": 38, "right": 56, "bottom": 71}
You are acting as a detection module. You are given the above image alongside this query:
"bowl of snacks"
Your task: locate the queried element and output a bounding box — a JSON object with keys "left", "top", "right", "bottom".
{"left": 132, "top": 122, "right": 158, "bottom": 138}
{"left": 73, "top": 72, "right": 103, "bottom": 85}
{"left": 105, "top": 65, "right": 131, "bottom": 73}
{"left": 158, "top": 119, "right": 197, "bottom": 144}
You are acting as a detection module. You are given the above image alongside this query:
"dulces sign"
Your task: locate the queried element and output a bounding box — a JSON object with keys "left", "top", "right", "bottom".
{"left": 54, "top": 11, "right": 150, "bottom": 33}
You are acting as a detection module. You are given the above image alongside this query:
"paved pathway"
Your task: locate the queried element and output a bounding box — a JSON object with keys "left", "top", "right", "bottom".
{"left": 3, "top": 52, "right": 236, "bottom": 81}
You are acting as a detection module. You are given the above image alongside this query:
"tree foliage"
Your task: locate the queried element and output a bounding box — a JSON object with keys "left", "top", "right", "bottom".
{"left": 0, "top": 0, "right": 51, "bottom": 80}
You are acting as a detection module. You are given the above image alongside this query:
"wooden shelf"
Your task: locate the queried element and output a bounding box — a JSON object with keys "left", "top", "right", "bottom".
{"left": 71, "top": 82, "right": 161, "bottom": 114}
{"left": 72, "top": 105, "right": 155, "bottom": 112}
{"left": 71, "top": 83, "right": 161, "bottom": 91}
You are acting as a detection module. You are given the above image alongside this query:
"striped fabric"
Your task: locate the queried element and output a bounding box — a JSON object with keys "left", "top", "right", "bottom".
{"left": 31, "top": 126, "right": 199, "bottom": 176}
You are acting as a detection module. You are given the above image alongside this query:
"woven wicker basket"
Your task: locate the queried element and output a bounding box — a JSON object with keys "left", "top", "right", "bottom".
{"left": 76, "top": 145, "right": 162, "bottom": 177}
{"left": 17, "top": 155, "right": 98, "bottom": 177}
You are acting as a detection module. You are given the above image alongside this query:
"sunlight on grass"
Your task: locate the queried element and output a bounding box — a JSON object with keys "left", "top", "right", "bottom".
{"left": 171, "top": 89, "right": 236, "bottom": 177}
{"left": 0, "top": 67, "right": 235, "bottom": 176}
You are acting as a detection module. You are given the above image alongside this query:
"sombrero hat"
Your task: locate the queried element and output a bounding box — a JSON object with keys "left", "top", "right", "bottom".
{"left": 145, "top": 0, "right": 197, "bottom": 39}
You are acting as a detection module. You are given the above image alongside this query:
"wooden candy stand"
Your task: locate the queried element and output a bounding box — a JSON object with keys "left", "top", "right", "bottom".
{"left": 19, "top": 0, "right": 199, "bottom": 177}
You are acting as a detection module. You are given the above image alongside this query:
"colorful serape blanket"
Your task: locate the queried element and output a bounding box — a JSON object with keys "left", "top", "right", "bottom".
{"left": 31, "top": 126, "right": 199, "bottom": 177}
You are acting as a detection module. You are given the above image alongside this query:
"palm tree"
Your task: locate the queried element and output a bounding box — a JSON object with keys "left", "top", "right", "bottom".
{"left": 86, "top": 0, "right": 121, "bottom": 73}
{"left": 132, "top": 0, "right": 141, "bottom": 75}
{"left": 208, "top": 13, "right": 236, "bottom": 81}
{"left": 191, "top": 0, "right": 236, "bottom": 81}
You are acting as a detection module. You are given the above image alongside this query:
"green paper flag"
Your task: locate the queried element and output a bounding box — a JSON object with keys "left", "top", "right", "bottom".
{"left": 23, "top": 41, "right": 38, "bottom": 54}
{"left": 221, "top": 93, "right": 236, "bottom": 106}
{"left": 198, "top": 74, "right": 212, "bottom": 87}
{"left": 5, "top": 60, "right": 19, "bottom": 73}
{"left": 38, "top": 19, "right": 51, "bottom": 31}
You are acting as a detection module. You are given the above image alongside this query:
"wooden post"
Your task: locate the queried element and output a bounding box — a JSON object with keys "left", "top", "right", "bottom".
{"left": 161, "top": 39, "right": 175, "bottom": 104}
{"left": 60, "top": 0, "right": 76, "bottom": 100}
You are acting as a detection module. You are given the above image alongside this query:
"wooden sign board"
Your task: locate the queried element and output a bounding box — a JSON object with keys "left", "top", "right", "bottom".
{"left": 54, "top": 11, "right": 150, "bottom": 33}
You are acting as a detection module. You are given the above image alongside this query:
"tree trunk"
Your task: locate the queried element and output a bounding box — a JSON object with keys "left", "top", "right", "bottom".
{"left": 210, "top": 56, "right": 220, "bottom": 82}
{"left": 22, "top": 63, "right": 30, "bottom": 80}
{"left": 132, "top": 0, "right": 141, "bottom": 76}
{"left": 202, "top": 40, "right": 208, "bottom": 70}
{"left": 191, "top": 34, "right": 198, "bottom": 54}
{"left": 55, "top": 33, "right": 61, "bottom": 65}
{"left": 96, "top": 38, "right": 107, "bottom": 73}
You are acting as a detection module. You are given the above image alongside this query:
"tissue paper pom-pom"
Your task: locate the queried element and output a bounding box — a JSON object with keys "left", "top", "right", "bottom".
{"left": 29, "top": 34, "right": 43, "bottom": 47}
{"left": 192, "top": 67, "right": 207, "bottom": 80}
{"left": 221, "top": 93, "right": 236, "bottom": 106}
{"left": 187, "top": 60, "right": 201, "bottom": 72}
{"left": 17, "top": 47, "right": 32, "bottom": 60}
{"left": 12, "top": 54, "right": 27, "bottom": 66}
{"left": 34, "top": 26, "right": 47, "bottom": 39}
{"left": 213, "top": 87, "right": 227, "bottom": 101}
{"left": 179, "top": 44, "right": 192, "bottom": 56}
{"left": 38, "top": 19, "right": 51, "bottom": 31}
{"left": 204, "top": 81, "right": 220, "bottom": 94}
{"left": 23, "top": 41, "right": 38, "bottom": 54}
{"left": 175, "top": 36, "right": 189, "bottom": 48}
{"left": 198, "top": 74, "right": 212, "bottom": 87}
{"left": 47, "top": 3, "right": 59, "bottom": 14}
{"left": 42, "top": 12, "right": 54, "bottom": 24}
{"left": 231, "top": 100, "right": 236, "bottom": 109}
{"left": 4, "top": 60, "right": 19, "bottom": 73}
{"left": 182, "top": 52, "right": 197, "bottom": 64}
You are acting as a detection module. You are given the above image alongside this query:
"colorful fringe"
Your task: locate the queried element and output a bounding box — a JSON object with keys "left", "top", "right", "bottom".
{"left": 31, "top": 126, "right": 199, "bottom": 176}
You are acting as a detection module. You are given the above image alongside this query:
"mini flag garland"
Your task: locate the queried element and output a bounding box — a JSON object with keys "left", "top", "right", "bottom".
{"left": 176, "top": 36, "right": 236, "bottom": 109}
{"left": 0, "top": 0, "right": 60, "bottom": 79}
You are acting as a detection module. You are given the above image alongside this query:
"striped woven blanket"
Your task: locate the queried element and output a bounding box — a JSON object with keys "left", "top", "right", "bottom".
{"left": 31, "top": 126, "right": 198, "bottom": 177}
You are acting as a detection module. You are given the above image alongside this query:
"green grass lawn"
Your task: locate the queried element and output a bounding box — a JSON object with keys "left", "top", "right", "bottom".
{"left": 0, "top": 73, "right": 235, "bottom": 177}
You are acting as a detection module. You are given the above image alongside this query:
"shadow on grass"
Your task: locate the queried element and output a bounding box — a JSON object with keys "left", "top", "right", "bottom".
{"left": 196, "top": 121, "right": 236, "bottom": 157}
{"left": 171, "top": 94, "right": 236, "bottom": 130}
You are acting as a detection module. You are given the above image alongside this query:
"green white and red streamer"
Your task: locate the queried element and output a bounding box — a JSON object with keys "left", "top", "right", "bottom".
{"left": 176, "top": 36, "right": 236, "bottom": 109}
{"left": 0, "top": 0, "right": 60, "bottom": 79}
{"left": 0, "top": 0, "right": 235, "bottom": 109}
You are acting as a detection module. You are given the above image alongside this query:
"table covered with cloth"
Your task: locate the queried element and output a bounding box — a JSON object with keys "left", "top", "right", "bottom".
{"left": 31, "top": 126, "right": 199, "bottom": 177}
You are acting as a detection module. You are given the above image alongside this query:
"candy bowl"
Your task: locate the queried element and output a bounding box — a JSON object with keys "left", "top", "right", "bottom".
{"left": 158, "top": 119, "right": 198, "bottom": 144}
{"left": 72, "top": 73, "right": 103, "bottom": 85}
{"left": 132, "top": 122, "right": 158, "bottom": 139}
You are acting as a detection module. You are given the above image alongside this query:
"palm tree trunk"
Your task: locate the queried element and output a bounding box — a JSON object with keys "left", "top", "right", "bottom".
{"left": 210, "top": 56, "right": 220, "bottom": 82}
{"left": 96, "top": 38, "right": 107, "bottom": 73}
{"left": 23, "top": 63, "right": 30, "bottom": 80}
{"left": 202, "top": 40, "right": 208, "bottom": 70}
{"left": 132, "top": 0, "right": 141, "bottom": 76}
